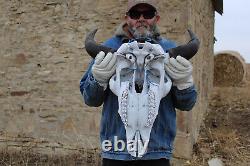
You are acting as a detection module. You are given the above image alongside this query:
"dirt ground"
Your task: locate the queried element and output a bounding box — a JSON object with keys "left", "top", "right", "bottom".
{"left": 0, "top": 83, "right": 249, "bottom": 166}
{"left": 189, "top": 82, "right": 250, "bottom": 166}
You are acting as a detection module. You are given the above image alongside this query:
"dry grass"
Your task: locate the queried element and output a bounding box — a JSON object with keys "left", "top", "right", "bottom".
{"left": 190, "top": 85, "right": 250, "bottom": 166}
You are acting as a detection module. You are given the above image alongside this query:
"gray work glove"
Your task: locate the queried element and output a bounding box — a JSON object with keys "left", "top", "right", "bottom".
{"left": 92, "top": 51, "right": 117, "bottom": 88}
{"left": 165, "top": 56, "right": 194, "bottom": 90}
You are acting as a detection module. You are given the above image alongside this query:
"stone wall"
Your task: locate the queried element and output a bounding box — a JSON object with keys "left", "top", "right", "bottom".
{"left": 0, "top": 0, "right": 214, "bottom": 160}
{"left": 173, "top": 0, "right": 215, "bottom": 158}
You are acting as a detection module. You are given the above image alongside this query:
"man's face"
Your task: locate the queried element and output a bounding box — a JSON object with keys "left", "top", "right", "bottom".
{"left": 125, "top": 4, "right": 160, "bottom": 39}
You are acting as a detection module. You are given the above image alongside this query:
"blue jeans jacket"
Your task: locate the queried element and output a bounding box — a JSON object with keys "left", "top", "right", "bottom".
{"left": 80, "top": 36, "right": 197, "bottom": 160}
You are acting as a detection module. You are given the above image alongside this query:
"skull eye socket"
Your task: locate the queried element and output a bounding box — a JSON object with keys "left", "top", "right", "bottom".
{"left": 145, "top": 54, "right": 155, "bottom": 63}
{"left": 126, "top": 54, "right": 136, "bottom": 63}
{"left": 146, "top": 54, "right": 154, "bottom": 60}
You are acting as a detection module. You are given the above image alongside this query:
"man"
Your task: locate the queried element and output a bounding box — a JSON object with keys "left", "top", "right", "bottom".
{"left": 80, "top": 0, "right": 197, "bottom": 165}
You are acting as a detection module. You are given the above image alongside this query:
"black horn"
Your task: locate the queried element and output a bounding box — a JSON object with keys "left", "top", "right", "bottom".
{"left": 85, "top": 29, "right": 116, "bottom": 58}
{"left": 168, "top": 29, "right": 200, "bottom": 60}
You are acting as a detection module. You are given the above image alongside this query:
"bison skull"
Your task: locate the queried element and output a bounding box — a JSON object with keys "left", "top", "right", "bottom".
{"left": 109, "top": 41, "right": 172, "bottom": 157}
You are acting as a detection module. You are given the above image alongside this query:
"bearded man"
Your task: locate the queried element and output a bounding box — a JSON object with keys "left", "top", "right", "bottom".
{"left": 80, "top": 0, "right": 197, "bottom": 166}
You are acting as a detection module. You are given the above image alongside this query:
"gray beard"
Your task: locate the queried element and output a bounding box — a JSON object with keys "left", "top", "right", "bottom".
{"left": 129, "top": 26, "right": 153, "bottom": 40}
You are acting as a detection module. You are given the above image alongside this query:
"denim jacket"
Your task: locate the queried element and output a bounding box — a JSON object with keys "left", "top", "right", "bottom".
{"left": 80, "top": 34, "right": 197, "bottom": 160}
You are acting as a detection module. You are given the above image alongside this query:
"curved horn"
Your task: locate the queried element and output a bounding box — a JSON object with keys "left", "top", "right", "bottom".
{"left": 85, "top": 29, "right": 116, "bottom": 58}
{"left": 168, "top": 29, "right": 200, "bottom": 60}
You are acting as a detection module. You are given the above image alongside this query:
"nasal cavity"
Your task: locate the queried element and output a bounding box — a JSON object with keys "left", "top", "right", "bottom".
{"left": 135, "top": 82, "right": 143, "bottom": 93}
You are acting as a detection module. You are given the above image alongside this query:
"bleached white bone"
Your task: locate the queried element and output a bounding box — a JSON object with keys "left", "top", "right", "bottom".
{"left": 109, "top": 41, "right": 172, "bottom": 157}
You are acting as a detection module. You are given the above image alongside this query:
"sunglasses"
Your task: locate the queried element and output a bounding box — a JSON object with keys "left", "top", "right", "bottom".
{"left": 127, "top": 10, "right": 156, "bottom": 20}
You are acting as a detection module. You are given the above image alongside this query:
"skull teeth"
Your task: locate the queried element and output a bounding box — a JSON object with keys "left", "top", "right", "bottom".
{"left": 120, "top": 87, "right": 129, "bottom": 127}
{"left": 145, "top": 89, "right": 157, "bottom": 127}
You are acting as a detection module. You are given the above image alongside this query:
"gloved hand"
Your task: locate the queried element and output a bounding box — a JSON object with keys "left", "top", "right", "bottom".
{"left": 92, "top": 51, "right": 117, "bottom": 88}
{"left": 165, "top": 56, "right": 194, "bottom": 90}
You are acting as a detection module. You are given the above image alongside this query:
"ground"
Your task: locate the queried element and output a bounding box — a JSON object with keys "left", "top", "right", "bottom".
{"left": 0, "top": 83, "right": 249, "bottom": 166}
{"left": 189, "top": 82, "right": 250, "bottom": 166}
